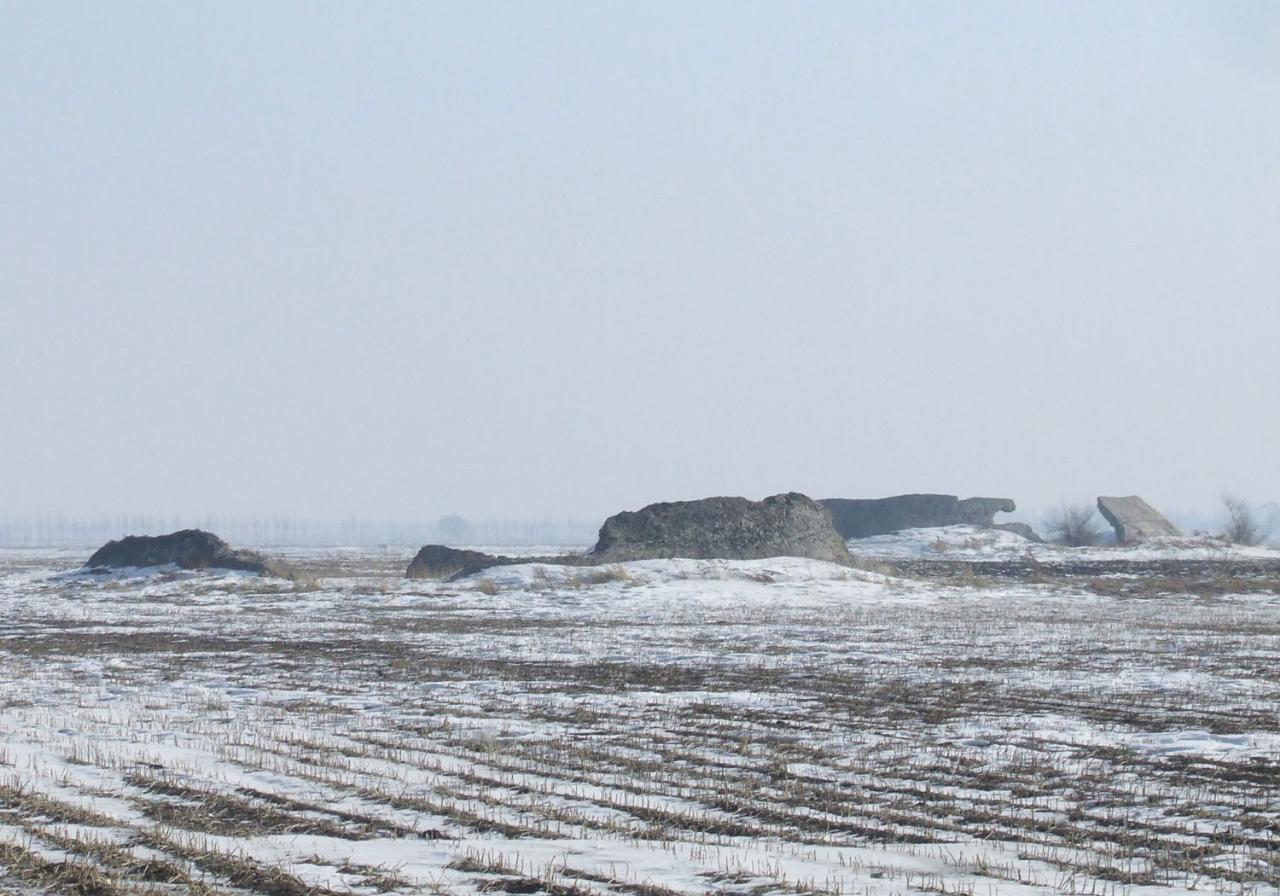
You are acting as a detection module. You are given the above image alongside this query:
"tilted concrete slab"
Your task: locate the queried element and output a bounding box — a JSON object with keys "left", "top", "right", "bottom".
{"left": 1096, "top": 495, "right": 1181, "bottom": 543}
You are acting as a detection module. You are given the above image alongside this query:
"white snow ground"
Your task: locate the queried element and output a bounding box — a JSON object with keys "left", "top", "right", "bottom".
{"left": 0, "top": 542, "right": 1278, "bottom": 896}
{"left": 848, "top": 524, "right": 1280, "bottom": 562}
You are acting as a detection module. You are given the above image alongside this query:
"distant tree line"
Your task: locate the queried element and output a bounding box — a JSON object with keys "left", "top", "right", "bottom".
{"left": 0, "top": 515, "right": 600, "bottom": 549}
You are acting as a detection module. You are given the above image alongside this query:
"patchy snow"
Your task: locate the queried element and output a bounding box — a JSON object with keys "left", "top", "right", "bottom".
{"left": 848, "top": 524, "right": 1280, "bottom": 562}
{"left": 0, "top": 546, "right": 1277, "bottom": 896}
{"left": 848, "top": 525, "right": 1043, "bottom": 560}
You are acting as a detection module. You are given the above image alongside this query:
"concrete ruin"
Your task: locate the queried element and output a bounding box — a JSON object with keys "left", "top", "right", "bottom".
{"left": 820, "top": 494, "right": 1029, "bottom": 540}
{"left": 1096, "top": 496, "right": 1181, "bottom": 543}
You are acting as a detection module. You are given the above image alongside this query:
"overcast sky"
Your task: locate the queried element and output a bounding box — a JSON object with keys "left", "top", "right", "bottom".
{"left": 2, "top": 2, "right": 1277, "bottom": 524}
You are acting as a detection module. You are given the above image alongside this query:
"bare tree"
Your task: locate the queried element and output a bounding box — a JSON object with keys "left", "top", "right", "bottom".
{"left": 1044, "top": 502, "right": 1101, "bottom": 547}
{"left": 1221, "top": 494, "right": 1263, "bottom": 546}
{"left": 437, "top": 514, "right": 472, "bottom": 544}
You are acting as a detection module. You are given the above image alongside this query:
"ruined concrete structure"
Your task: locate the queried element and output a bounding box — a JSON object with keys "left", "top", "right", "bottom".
{"left": 1096, "top": 496, "right": 1181, "bottom": 543}
{"left": 820, "top": 494, "right": 1022, "bottom": 540}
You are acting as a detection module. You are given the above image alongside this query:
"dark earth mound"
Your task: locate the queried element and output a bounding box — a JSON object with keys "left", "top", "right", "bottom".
{"left": 408, "top": 492, "right": 851, "bottom": 580}
{"left": 84, "top": 529, "right": 285, "bottom": 577}
{"left": 406, "top": 545, "right": 590, "bottom": 581}
{"left": 590, "top": 492, "right": 851, "bottom": 565}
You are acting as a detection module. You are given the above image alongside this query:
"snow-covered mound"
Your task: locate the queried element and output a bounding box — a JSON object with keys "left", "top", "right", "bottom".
{"left": 848, "top": 525, "right": 1280, "bottom": 563}
{"left": 463, "top": 555, "right": 913, "bottom": 613}
{"left": 848, "top": 525, "right": 1038, "bottom": 560}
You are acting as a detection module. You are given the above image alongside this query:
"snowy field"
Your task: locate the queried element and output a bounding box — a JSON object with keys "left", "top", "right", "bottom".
{"left": 847, "top": 526, "right": 1280, "bottom": 563}
{"left": 1, "top": 544, "right": 1279, "bottom": 896}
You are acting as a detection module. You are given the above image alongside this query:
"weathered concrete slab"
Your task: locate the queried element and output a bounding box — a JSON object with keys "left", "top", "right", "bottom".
{"left": 821, "top": 494, "right": 1024, "bottom": 539}
{"left": 993, "top": 522, "right": 1044, "bottom": 543}
{"left": 1096, "top": 496, "right": 1181, "bottom": 543}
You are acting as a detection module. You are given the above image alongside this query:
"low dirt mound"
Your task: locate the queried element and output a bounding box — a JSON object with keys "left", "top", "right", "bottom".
{"left": 84, "top": 529, "right": 285, "bottom": 577}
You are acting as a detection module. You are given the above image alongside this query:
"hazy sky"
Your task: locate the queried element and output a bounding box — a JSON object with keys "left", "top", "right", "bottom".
{"left": 2, "top": 2, "right": 1277, "bottom": 523}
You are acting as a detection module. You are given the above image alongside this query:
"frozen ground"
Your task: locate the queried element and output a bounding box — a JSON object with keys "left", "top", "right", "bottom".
{"left": 1, "top": 543, "right": 1278, "bottom": 896}
{"left": 848, "top": 526, "right": 1280, "bottom": 563}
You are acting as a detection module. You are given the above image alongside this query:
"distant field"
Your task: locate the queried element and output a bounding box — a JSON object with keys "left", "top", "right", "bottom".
{"left": 1, "top": 546, "right": 1278, "bottom": 896}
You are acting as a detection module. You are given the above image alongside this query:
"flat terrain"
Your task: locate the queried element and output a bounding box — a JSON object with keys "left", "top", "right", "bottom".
{"left": 1, "top": 538, "right": 1278, "bottom": 896}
